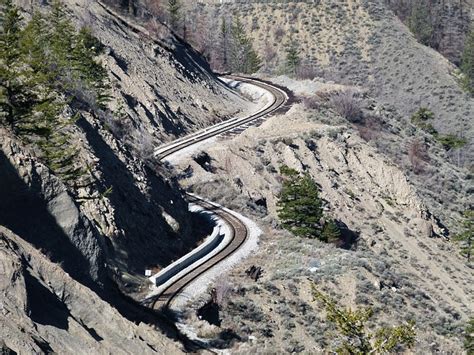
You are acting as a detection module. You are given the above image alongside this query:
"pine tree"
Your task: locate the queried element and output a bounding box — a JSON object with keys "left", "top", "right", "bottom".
{"left": 408, "top": 1, "right": 434, "bottom": 46}
{"left": 49, "top": 0, "right": 75, "bottom": 72}
{"left": 312, "top": 284, "right": 416, "bottom": 354}
{"left": 1, "top": 1, "right": 108, "bottom": 182}
{"left": 167, "top": 0, "right": 180, "bottom": 32}
{"left": 72, "top": 27, "right": 110, "bottom": 109}
{"left": 464, "top": 318, "right": 474, "bottom": 354}
{"left": 20, "top": 12, "right": 48, "bottom": 75}
{"left": 277, "top": 166, "right": 324, "bottom": 239}
{"left": 0, "top": 0, "right": 33, "bottom": 126}
{"left": 454, "top": 210, "right": 473, "bottom": 262}
{"left": 321, "top": 219, "right": 341, "bottom": 243}
{"left": 219, "top": 18, "right": 228, "bottom": 70}
{"left": 229, "top": 17, "right": 261, "bottom": 74}
{"left": 285, "top": 39, "right": 300, "bottom": 76}
{"left": 461, "top": 28, "right": 474, "bottom": 94}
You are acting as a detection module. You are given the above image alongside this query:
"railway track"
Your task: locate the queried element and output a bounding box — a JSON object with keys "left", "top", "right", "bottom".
{"left": 154, "top": 76, "right": 289, "bottom": 161}
{"left": 146, "top": 77, "right": 289, "bottom": 310}
{"left": 95, "top": 3, "right": 291, "bottom": 352}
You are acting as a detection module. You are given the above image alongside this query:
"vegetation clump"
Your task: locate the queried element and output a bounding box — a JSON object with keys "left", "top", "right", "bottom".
{"left": 329, "top": 90, "right": 363, "bottom": 123}
{"left": 229, "top": 17, "right": 261, "bottom": 74}
{"left": 461, "top": 28, "right": 474, "bottom": 94}
{"left": 410, "top": 107, "right": 436, "bottom": 134}
{"left": 0, "top": 0, "right": 109, "bottom": 181}
{"left": 277, "top": 166, "right": 340, "bottom": 242}
{"left": 463, "top": 317, "right": 474, "bottom": 354}
{"left": 167, "top": 0, "right": 181, "bottom": 32}
{"left": 407, "top": 1, "right": 434, "bottom": 47}
{"left": 410, "top": 108, "right": 466, "bottom": 150}
{"left": 312, "top": 284, "right": 416, "bottom": 354}
{"left": 285, "top": 39, "right": 300, "bottom": 76}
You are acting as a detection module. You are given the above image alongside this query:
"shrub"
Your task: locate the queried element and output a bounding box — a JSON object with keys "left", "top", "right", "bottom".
{"left": 435, "top": 134, "right": 467, "bottom": 151}
{"left": 329, "top": 90, "right": 363, "bottom": 123}
{"left": 410, "top": 107, "right": 434, "bottom": 123}
{"left": 312, "top": 284, "right": 416, "bottom": 354}
{"left": 453, "top": 210, "right": 473, "bottom": 263}
{"left": 463, "top": 317, "right": 474, "bottom": 353}
{"left": 215, "top": 276, "right": 232, "bottom": 306}
{"left": 321, "top": 219, "right": 341, "bottom": 243}
{"left": 410, "top": 107, "right": 438, "bottom": 134}
{"left": 296, "top": 63, "right": 319, "bottom": 80}
{"left": 356, "top": 115, "right": 382, "bottom": 141}
{"left": 274, "top": 26, "right": 285, "bottom": 41}
{"left": 302, "top": 95, "right": 321, "bottom": 110}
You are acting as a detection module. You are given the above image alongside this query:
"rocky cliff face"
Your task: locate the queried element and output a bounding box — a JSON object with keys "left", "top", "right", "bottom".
{"left": 65, "top": 0, "right": 247, "bottom": 143}
{"left": 0, "top": 0, "right": 248, "bottom": 351}
{"left": 2, "top": 0, "right": 248, "bottom": 287}
{"left": 0, "top": 131, "right": 106, "bottom": 287}
{"left": 0, "top": 226, "right": 182, "bottom": 353}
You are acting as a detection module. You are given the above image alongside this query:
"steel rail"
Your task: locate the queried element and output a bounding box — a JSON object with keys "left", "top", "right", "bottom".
{"left": 94, "top": 3, "right": 290, "bottom": 351}
{"left": 146, "top": 77, "right": 288, "bottom": 310}
{"left": 155, "top": 76, "right": 288, "bottom": 161}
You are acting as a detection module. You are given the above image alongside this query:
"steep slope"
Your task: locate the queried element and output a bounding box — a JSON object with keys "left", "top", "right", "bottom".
{"left": 181, "top": 0, "right": 473, "bottom": 234}
{"left": 65, "top": 0, "right": 248, "bottom": 142}
{"left": 173, "top": 100, "right": 472, "bottom": 353}
{"left": 385, "top": 0, "right": 473, "bottom": 65}
{"left": 186, "top": 0, "right": 473, "bottom": 163}
{"left": 0, "top": 0, "right": 250, "bottom": 351}
{"left": 0, "top": 226, "right": 182, "bottom": 354}
{"left": 1, "top": 0, "right": 250, "bottom": 287}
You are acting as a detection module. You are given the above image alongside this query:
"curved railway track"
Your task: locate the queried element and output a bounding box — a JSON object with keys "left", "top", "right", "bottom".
{"left": 93, "top": 2, "right": 290, "bottom": 351}
{"left": 146, "top": 77, "right": 289, "bottom": 310}
{"left": 154, "top": 76, "right": 289, "bottom": 161}
{"left": 148, "top": 196, "right": 248, "bottom": 310}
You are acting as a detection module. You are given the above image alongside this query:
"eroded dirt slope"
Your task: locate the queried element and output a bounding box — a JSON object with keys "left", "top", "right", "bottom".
{"left": 172, "top": 99, "right": 472, "bottom": 353}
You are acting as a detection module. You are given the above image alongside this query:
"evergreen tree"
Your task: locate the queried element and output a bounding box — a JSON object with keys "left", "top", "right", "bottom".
{"left": 321, "top": 219, "right": 341, "bottom": 243}
{"left": 285, "top": 39, "right": 300, "bottom": 76}
{"left": 277, "top": 166, "right": 324, "bottom": 239}
{"left": 408, "top": 1, "right": 434, "bottom": 46}
{"left": 230, "top": 17, "right": 261, "bottom": 74}
{"left": 1, "top": 0, "right": 109, "bottom": 182}
{"left": 72, "top": 27, "right": 110, "bottom": 109}
{"left": 464, "top": 318, "right": 474, "bottom": 354}
{"left": 312, "top": 285, "right": 416, "bottom": 354}
{"left": 0, "top": 0, "right": 34, "bottom": 126}
{"left": 454, "top": 210, "right": 473, "bottom": 262}
{"left": 49, "top": 1, "right": 75, "bottom": 73}
{"left": 219, "top": 18, "right": 228, "bottom": 70}
{"left": 461, "top": 28, "right": 474, "bottom": 94}
{"left": 20, "top": 12, "right": 49, "bottom": 76}
{"left": 167, "top": 0, "right": 180, "bottom": 32}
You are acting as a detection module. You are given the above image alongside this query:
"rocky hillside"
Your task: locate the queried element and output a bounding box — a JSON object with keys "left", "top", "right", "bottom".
{"left": 0, "top": 226, "right": 182, "bottom": 354}
{"left": 64, "top": 0, "right": 248, "bottom": 142}
{"left": 0, "top": 0, "right": 249, "bottom": 352}
{"left": 384, "top": 0, "right": 473, "bottom": 65}
{"left": 173, "top": 91, "right": 473, "bottom": 354}
{"left": 186, "top": 0, "right": 473, "bottom": 166}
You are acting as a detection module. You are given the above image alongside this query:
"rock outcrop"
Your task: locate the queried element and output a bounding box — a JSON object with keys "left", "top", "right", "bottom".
{"left": 0, "top": 131, "right": 106, "bottom": 287}
{"left": 0, "top": 226, "right": 182, "bottom": 354}
{"left": 0, "top": 0, "right": 249, "bottom": 350}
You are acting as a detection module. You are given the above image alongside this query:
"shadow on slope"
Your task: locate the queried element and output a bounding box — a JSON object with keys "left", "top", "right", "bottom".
{"left": 77, "top": 116, "right": 212, "bottom": 273}
{"left": 0, "top": 151, "right": 97, "bottom": 288}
